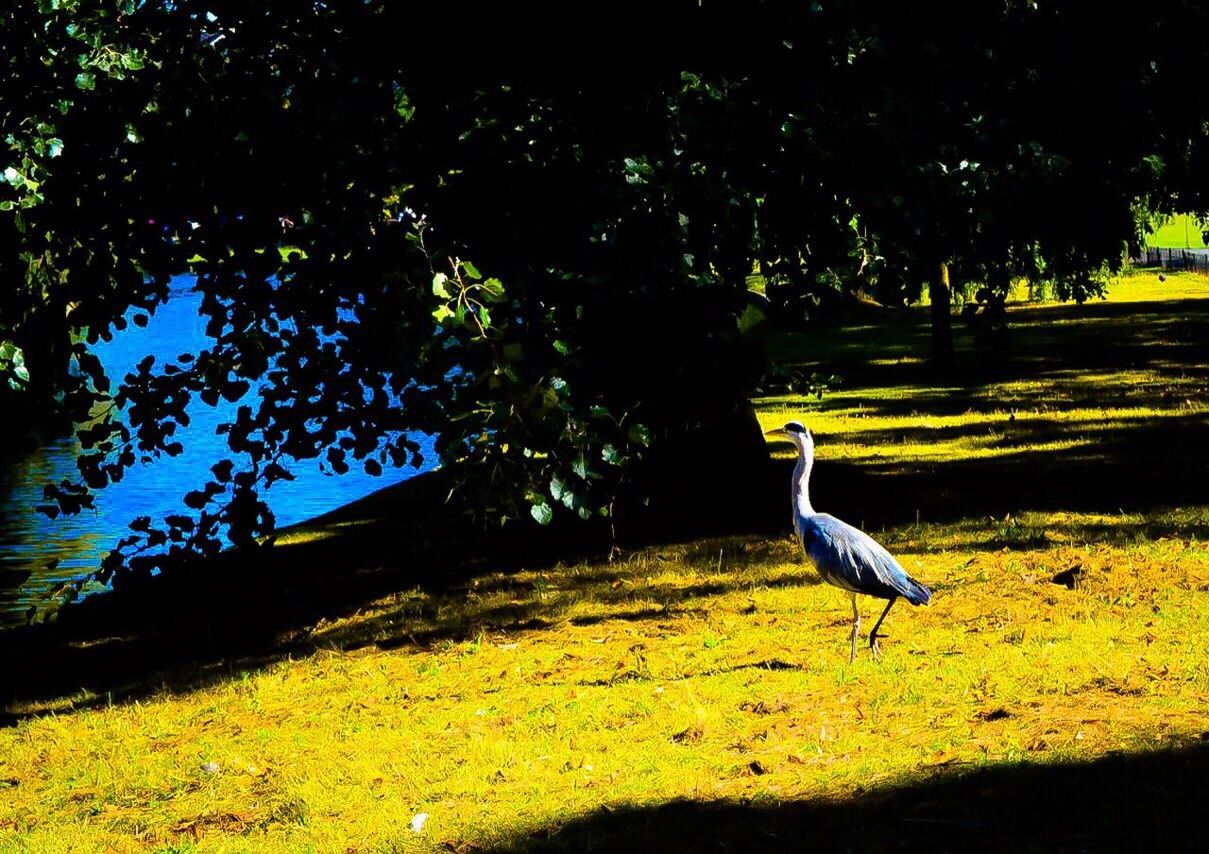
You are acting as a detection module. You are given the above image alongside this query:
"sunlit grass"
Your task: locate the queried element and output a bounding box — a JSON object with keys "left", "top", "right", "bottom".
{"left": 2, "top": 527, "right": 1206, "bottom": 851}
{"left": 1101, "top": 269, "right": 1209, "bottom": 301}
{"left": 2, "top": 273, "right": 1208, "bottom": 851}
{"left": 1146, "top": 213, "right": 1207, "bottom": 249}
{"left": 760, "top": 271, "right": 1209, "bottom": 469}
{"left": 757, "top": 399, "right": 1208, "bottom": 467}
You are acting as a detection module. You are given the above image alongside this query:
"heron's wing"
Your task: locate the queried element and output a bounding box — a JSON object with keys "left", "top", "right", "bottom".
{"left": 800, "top": 514, "right": 931, "bottom": 604}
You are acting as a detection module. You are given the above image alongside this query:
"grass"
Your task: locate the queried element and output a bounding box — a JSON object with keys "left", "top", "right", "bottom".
{"left": 1147, "top": 213, "right": 1208, "bottom": 249}
{"left": 2, "top": 272, "right": 1208, "bottom": 851}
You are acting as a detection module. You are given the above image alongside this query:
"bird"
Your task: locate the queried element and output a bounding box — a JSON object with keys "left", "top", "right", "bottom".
{"left": 765, "top": 420, "right": 931, "bottom": 662}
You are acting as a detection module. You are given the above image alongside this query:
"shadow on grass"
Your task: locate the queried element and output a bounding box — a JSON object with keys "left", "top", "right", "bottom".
{"left": 1, "top": 420, "right": 1204, "bottom": 722}
{"left": 0, "top": 468, "right": 607, "bottom": 721}
{"left": 492, "top": 741, "right": 1209, "bottom": 852}
{"left": 767, "top": 296, "right": 1209, "bottom": 414}
{"left": 762, "top": 409, "right": 1209, "bottom": 533}
{"left": 0, "top": 464, "right": 776, "bottom": 723}
{"left": 4, "top": 292, "right": 1208, "bottom": 724}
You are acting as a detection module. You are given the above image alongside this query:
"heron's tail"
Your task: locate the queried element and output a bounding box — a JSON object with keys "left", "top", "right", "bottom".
{"left": 902, "top": 577, "right": 932, "bottom": 606}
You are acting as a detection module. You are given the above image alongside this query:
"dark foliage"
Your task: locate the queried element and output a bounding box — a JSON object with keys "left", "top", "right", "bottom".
{"left": 2, "top": 1, "right": 1208, "bottom": 599}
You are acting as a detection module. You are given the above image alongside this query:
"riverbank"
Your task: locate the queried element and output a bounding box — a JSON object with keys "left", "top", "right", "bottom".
{"left": 2, "top": 272, "right": 1207, "bottom": 851}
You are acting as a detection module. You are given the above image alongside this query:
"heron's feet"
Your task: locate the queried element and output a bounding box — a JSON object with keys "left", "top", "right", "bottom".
{"left": 848, "top": 617, "right": 861, "bottom": 663}
{"left": 869, "top": 631, "right": 886, "bottom": 661}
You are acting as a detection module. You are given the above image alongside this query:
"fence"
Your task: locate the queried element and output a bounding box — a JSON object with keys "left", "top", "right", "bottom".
{"left": 1131, "top": 247, "right": 1209, "bottom": 275}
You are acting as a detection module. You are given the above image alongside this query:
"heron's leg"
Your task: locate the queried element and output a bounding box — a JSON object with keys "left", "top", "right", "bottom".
{"left": 869, "top": 596, "right": 897, "bottom": 661}
{"left": 848, "top": 594, "right": 861, "bottom": 663}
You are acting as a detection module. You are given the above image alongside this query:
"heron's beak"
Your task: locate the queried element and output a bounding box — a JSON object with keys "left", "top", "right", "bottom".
{"left": 763, "top": 427, "right": 786, "bottom": 438}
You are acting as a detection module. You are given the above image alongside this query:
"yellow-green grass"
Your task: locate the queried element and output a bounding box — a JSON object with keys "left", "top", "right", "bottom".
{"left": 1101, "top": 268, "right": 1209, "bottom": 302}
{"left": 1147, "top": 213, "right": 1207, "bottom": 249}
{"left": 2, "top": 531, "right": 1206, "bottom": 852}
{"left": 760, "top": 271, "right": 1209, "bottom": 470}
{"left": 2, "top": 272, "right": 1209, "bottom": 852}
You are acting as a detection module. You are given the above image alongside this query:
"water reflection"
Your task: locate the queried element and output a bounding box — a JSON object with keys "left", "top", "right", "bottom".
{"left": 0, "top": 275, "right": 433, "bottom": 627}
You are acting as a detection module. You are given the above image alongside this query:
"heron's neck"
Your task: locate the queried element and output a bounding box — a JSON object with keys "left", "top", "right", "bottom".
{"left": 793, "top": 442, "right": 815, "bottom": 517}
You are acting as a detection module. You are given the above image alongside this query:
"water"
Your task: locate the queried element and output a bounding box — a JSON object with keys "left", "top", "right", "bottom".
{"left": 0, "top": 275, "right": 434, "bottom": 627}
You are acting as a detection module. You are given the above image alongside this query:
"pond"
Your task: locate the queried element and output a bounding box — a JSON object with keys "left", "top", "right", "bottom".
{"left": 0, "top": 275, "right": 434, "bottom": 629}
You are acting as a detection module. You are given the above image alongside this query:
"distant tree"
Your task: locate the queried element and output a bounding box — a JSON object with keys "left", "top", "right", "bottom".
{"left": 814, "top": 1, "right": 1209, "bottom": 363}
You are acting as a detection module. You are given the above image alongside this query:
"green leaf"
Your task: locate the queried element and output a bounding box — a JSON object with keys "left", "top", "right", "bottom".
{"left": 530, "top": 500, "right": 553, "bottom": 525}
{"left": 431, "top": 305, "right": 454, "bottom": 324}
{"left": 623, "top": 156, "right": 654, "bottom": 178}
{"left": 553, "top": 339, "right": 571, "bottom": 355}
{"left": 627, "top": 423, "right": 652, "bottom": 446}
{"left": 432, "top": 272, "right": 452, "bottom": 298}
{"left": 479, "top": 277, "right": 506, "bottom": 302}
{"left": 737, "top": 302, "right": 767, "bottom": 334}
{"left": 394, "top": 89, "right": 416, "bottom": 121}
{"left": 572, "top": 455, "right": 589, "bottom": 480}
{"left": 75, "top": 71, "right": 96, "bottom": 92}
{"left": 549, "top": 474, "right": 567, "bottom": 502}
{"left": 460, "top": 259, "right": 481, "bottom": 280}
{"left": 601, "top": 443, "right": 620, "bottom": 464}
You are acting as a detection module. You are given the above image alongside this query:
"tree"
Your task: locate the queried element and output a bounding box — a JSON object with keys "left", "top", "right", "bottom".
{"left": 0, "top": 0, "right": 171, "bottom": 428}
{"left": 807, "top": 1, "right": 1209, "bottom": 362}
{"left": 5, "top": 1, "right": 1209, "bottom": 603}
{"left": 7, "top": 2, "right": 806, "bottom": 593}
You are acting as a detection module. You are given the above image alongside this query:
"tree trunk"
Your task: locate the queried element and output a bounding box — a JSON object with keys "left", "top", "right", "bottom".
{"left": 929, "top": 260, "right": 954, "bottom": 367}
{"left": 615, "top": 402, "right": 772, "bottom": 542}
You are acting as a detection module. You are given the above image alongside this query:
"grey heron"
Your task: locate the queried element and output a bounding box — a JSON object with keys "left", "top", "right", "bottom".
{"left": 766, "top": 420, "right": 931, "bottom": 662}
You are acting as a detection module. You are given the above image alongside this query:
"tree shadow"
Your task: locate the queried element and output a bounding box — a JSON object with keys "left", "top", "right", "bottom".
{"left": 4, "top": 294, "right": 1208, "bottom": 723}
{"left": 491, "top": 741, "right": 1209, "bottom": 852}
{"left": 768, "top": 296, "right": 1209, "bottom": 415}
{"left": 2, "top": 419, "right": 1203, "bottom": 722}
{"left": 0, "top": 465, "right": 783, "bottom": 722}
{"left": 795, "top": 411, "right": 1209, "bottom": 529}
{"left": 0, "top": 468, "right": 608, "bottom": 720}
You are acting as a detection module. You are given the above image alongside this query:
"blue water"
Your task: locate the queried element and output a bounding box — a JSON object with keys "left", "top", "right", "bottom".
{"left": 0, "top": 275, "right": 434, "bottom": 626}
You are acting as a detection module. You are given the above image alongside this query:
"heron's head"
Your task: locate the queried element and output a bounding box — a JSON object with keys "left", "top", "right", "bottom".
{"left": 764, "top": 420, "right": 813, "bottom": 451}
